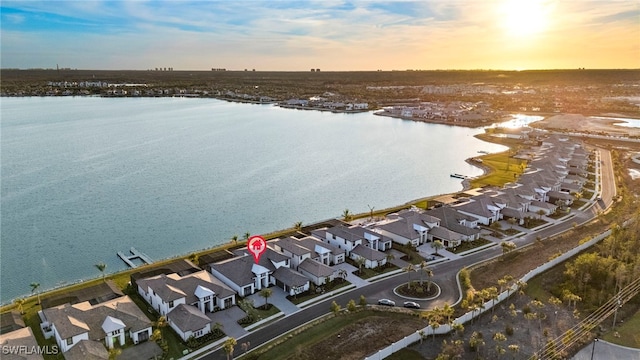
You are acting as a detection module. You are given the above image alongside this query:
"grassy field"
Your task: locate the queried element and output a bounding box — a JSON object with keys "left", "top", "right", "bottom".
{"left": 469, "top": 150, "right": 527, "bottom": 188}
{"left": 602, "top": 307, "right": 640, "bottom": 348}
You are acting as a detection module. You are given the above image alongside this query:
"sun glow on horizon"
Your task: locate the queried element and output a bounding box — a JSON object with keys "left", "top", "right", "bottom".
{"left": 501, "top": 0, "right": 552, "bottom": 38}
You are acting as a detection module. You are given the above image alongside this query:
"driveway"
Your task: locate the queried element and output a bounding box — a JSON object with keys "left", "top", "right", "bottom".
{"left": 246, "top": 287, "right": 299, "bottom": 315}
{"left": 207, "top": 306, "right": 247, "bottom": 339}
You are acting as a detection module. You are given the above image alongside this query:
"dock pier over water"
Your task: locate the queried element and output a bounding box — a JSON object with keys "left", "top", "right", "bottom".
{"left": 117, "top": 247, "right": 152, "bottom": 268}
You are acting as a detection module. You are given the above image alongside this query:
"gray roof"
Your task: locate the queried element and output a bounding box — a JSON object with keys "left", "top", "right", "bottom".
{"left": 168, "top": 304, "right": 210, "bottom": 333}
{"left": 63, "top": 340, "right": 108, "bottom": 360}
{"left": 137, "top": 270, "right": 236, "bottom": 305}
{"left": 272, "top": 237, "right": 312, "bottom": 256}
{"left": 272, "top": 267, "right": 309, "bottom": 288}
{"left": 297, "top": 235, "right": 345, "bottom": 256}
{"left": 0, "top": 327, "right": 44, "bottom": 360}
{"left": 501, "top": 207, "right": 525, "bottom": 219}
{"left": 429, "top": 226, "right": 463, "bottom": 242}
{"left": 350, "top": 245, "right": 386, "bottom": 261}
{"left": 298, "top": 258, "right": 335, "bottom": 278}
{"left": 210, "top": 255, "right": 255, "bottom": 287}
{"left": 454, "top": 197, "right": 496, "bottom": 218}
{"left": 1, "top": 310, "right": 25, "bottom": 333}
{"left": 41, "top": 296, "right": 151, "bottom": 341}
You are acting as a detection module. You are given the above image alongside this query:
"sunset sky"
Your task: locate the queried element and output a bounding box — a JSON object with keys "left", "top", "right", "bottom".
{"left": 1, "top": 0, "right": 638, "bottom": 71}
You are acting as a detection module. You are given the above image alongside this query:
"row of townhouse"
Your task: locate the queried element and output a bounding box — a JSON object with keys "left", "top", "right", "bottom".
{"left": 352, "top": 134, "right": 590, "bottom": 249}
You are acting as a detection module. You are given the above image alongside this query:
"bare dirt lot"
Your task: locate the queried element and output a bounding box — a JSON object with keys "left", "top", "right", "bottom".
{"left": 532, "top": 114, "right": 640, "bottom": 137}
{"left": 292, "top": 313, "right": 426, "bottom": 360}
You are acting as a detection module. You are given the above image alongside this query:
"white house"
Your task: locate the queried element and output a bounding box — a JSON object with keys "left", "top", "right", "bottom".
{"left": 167, "top": 304, "right": 212, "bottom": 342}
{"left": 312, "top": 226, "right": 364, "bottom": 255}
{"left": 208, "top": 248, "right": 290, "bottom": 297}
{"left": 137, "top": 270, "right": 237, "bottom": 320}
{"left": 39, "top": 296, "right": 152, "bottom": 353}
{"left": 350, "top": 245, "right": 387, "bottom": 269}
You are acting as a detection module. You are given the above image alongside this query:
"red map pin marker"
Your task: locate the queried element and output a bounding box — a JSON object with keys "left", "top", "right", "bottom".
{"left": 247, "top": 235, "right": 267, "bottom": 264}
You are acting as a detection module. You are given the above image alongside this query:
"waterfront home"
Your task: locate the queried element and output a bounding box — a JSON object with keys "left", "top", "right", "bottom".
{"left": 453, "top": 196, "right": 502, "bottom": 225}
{"left": 350, "top": 245, "right": 387, "bottom": 269}
{"left": 1, "top": 310, "right": 25, "bottom": 333}
{"left": 271, "top": 235, "right": 346, "bottom": 267}
{"left": 374, "top": 210, "right": 439, "bottom": 247}
{"left": 209, "top": 255, "right": 271, "bottom": 297}
{"left": 137, "top": 270, "right": 236, "bottom": 317}
{"left": 39, "top": 295, "right": 152, "bottom": 353}
{"left": 423, "top": 207, "right": 482, "bottom": 242}
{"left": 270, "top": 237, "right": 313, "bottom": 270}
{"left": 312, "top": 226, "right": 364, "bottom": 255}
{"left": 340, "top": 226, "right": 393, "bottom": 252}
{"left": 0, "top": 327, "right": 45, "bottom": 360}
{"left": 295, "top": 235, "right": 346, "bottom": 265}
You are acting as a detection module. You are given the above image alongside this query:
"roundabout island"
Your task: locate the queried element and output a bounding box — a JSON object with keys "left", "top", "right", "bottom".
{"left": 393, "top": 281, "right": 441, "bottom": 301}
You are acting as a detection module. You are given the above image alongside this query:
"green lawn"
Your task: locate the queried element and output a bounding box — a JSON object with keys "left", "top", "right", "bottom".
{"left": 602, "top": 307, "right": 640, "bottom": 348}
{"left": 449, "top": 238, "right": 492, "bottom": 254}
{"left": 385, "top": 348, "right": 425, "bottom": 360}
{"left": 469, "top": 151, "right": 527, "bottom": 188}
{"left": 288, "top": 279, "right": 352, "bottom": 305}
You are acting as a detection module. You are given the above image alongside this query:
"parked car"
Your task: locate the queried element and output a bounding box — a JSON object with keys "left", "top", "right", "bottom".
{"left": 378, "top": 299, "right": 395, "bottom": 306}
{"left": 403, "top": 301, "right": 420, "bottom": 309}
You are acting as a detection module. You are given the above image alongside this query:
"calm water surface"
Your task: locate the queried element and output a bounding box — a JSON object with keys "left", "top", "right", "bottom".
{"left": 1, "top": 97, "right": 535, "bottom": 303}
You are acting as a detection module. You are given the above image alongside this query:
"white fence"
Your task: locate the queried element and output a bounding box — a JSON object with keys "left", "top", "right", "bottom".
{"left": 365, "top": 229, "right": 612, "bottom": 360}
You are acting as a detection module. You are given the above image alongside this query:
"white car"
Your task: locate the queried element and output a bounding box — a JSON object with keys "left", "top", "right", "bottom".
{"left": 403, "top": 301, "right": 420, "bottom": 309}
{"left": 378, "top": 299, "right": 396, "bottom": 306}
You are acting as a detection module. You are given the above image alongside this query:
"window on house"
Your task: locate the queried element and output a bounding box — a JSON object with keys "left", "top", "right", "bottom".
{"left": 113, "top": 329, "right": 121, "bottom": 335}
{"left": 67, "top": 337, "right": 73, "bottom": 345}
{"left": 169, "top": 301, "right": 174, "bottom": 308}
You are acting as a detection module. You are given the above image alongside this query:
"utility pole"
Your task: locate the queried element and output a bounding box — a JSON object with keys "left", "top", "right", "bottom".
{"left": 612, "top": 296, "right": 621, "bottom": 329}
{"left": 590, "top": 338, "right": 598, "bottom": 360}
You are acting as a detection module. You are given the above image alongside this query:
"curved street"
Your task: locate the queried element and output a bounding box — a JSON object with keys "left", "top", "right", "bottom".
{"left": 199, "top": 147, "right": 614, "bottom": 359}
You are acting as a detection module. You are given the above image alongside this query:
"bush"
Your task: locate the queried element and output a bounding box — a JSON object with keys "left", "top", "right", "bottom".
{"left": 505, "top": 325, "right": 514, "bottom": 336}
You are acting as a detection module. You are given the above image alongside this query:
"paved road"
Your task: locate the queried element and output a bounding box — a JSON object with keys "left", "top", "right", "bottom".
{"left": 198, "top": 148, "right": 615, "bottom": 359}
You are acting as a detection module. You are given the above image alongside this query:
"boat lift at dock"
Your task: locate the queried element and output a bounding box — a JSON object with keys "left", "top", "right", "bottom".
{"left": 117, "top": 247, "right": 152, "bottom": 268}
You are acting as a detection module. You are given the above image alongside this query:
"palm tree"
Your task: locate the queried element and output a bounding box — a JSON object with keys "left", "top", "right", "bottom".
{"left": 154, "top": 316, "right": 168, "bottom": 341}
{"left": 30, "top": 282, "right": 41, "bottom": 305}
{"left": 354, "top": 257, "right": 365, "bottom": 274}
{"left": 337, "top": 269, "right": 347, "bottom": 281}
{"left": 367, "top": 204, "right": 375, "bottom": 220}
{"left": 293, "top": 221, "right": 303, "bottom": 231}
{"left": 259, "top": 288, "right": 272, "bottom": 308}
{"left": 500, "top": 241, "right": 516, "bottom": 258}
{"left": 432, "top": 240, "right": 444, "bottom": 255}
{"left": 243, "top": 232, "right": 251, "bottom": 242}
{"left": 385, "top": 253, "right": 395, "bottom": 268}
{"left": 14, "top": 298, "right": 25, "bottom": 314}
{"left": 403, "top": 264, "right": 415, "bottom": 289}
{"left": 342, "top": 209, "right": 352, "bottom": 222}
{"left": 442, "top": 303, "right": 454, "bottom": 325}
{"left": 231, "top": 235, "right": 239, "bottom": 245}
{"left": 95, "top": 262, "right": 107, "bottom": 282}
{"left": 223, "top": 337, "right": 237, "bottom": 360}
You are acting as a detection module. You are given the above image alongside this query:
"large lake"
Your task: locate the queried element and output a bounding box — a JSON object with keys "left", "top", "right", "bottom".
{"left": 0, "top": 97, "right": 536, "bottom": 303}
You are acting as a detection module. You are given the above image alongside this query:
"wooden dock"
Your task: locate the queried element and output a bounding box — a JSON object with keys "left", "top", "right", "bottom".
{"left": 117, "top": 247, "right": 153, "bottom": 268}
